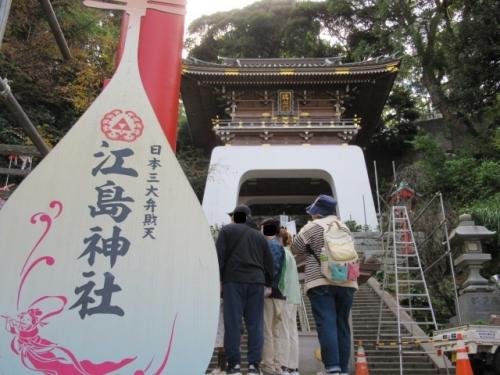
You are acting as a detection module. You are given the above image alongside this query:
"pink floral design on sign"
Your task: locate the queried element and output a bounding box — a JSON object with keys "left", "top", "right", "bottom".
{"left": 101, "top": 110, "right": 144, "bottom": 142}
{"left": 2, "top": 201, "right": 177, "bottom": 374}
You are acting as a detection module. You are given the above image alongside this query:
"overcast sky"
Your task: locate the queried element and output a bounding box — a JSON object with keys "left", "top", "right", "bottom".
{"left": 184, "top": 0, "right": 257, "bottom": 32}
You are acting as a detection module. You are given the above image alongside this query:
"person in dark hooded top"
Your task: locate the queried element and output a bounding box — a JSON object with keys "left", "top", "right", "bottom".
{"left": 216, "top": 204, "right": 273, "bottom": 375}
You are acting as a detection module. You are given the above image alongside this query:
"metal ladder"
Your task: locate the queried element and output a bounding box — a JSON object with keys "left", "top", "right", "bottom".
{"left": 376, "top": 205, "right": 438, "bottom": 375}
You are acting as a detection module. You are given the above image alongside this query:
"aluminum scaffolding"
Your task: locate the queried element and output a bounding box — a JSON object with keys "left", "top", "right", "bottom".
{"left": 373, "top": 187, "right": 461, "bottom": 375}
{"left": 377, "top": 205, "right": 439, "bottom": 375}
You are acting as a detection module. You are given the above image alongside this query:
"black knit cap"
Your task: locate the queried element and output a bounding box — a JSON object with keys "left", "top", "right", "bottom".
{"left": 260, "top": 217, "right": 280, "bottom": 229}
{"left": 227, "top": 204, "right": 251, "bottom": 217}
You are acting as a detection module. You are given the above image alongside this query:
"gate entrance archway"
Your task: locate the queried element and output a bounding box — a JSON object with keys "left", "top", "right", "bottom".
{"left": 238, "top": 176, "right": 333, "bottom": 227}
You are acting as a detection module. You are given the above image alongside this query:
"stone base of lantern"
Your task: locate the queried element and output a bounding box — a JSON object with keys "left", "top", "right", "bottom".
{"left": 451, "top": 291, "right": 500, "bottom": 324}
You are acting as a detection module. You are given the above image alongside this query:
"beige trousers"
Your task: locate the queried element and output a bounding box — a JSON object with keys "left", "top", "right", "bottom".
{"left": 282, "top": 303, "right": 299, "bottom": 369}
{"left": 262, "top": 298, "right": 287, "bottom": 373}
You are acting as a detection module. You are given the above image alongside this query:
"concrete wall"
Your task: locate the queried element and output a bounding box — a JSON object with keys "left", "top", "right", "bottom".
{"left": 202, "top": 145, "right": 378, "bottom": 229}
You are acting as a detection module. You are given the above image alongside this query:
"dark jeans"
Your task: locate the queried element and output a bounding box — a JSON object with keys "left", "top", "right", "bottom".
{"left": 223, "top": 282, "right": 264, "bottom": 368}
{"left": 307, "top": 285, "right": 355, "bottom": 373}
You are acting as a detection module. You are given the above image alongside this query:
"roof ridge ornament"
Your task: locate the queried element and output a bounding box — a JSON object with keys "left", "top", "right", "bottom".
{"left": 325, "top": 57, "right": 342, "bottom": 66}
{"left": 218, "top": 56, "right": 236, "bottom": 66}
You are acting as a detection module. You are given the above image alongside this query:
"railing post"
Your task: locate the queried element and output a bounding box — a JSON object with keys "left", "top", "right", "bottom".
{"left": 38, "top": 0, "right": 71, "bottom": 60}
{"left": 0, "top": 78, "right": 51, "bottom": 157}
{"left": 0, "top": 0, "right": 12, "bottom": 48}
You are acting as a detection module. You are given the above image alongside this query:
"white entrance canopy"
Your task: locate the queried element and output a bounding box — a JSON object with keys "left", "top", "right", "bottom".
{"left": 202, "top": 145, "right": 378, "bottom": 229}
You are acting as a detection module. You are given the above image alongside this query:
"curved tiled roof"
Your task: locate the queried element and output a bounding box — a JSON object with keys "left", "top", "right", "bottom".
{"left": 183, "top": 56, "right": 400, "bottom": 75}
{"left": 181, "top": 56, "right": 401, "bottom": 150}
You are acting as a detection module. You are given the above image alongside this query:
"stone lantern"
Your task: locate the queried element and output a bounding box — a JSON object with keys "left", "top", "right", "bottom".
{"left": 450, "top": 214, "right": 499, "bottom": 323}
{"left": 451, "top": 214, "right": 496, "bottom": 293}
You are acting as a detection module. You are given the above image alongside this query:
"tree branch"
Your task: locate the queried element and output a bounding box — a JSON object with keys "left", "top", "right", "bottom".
{"left": 434, "top": 0, "right": 455, "bottom": 38}
{"left": 423, "top": 11, "right": 441, "bottom": 67}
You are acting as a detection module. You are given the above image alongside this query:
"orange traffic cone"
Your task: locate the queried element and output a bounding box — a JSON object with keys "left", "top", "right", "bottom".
{"left": 355, "top": 341, "right": 369, "bottom": 375}
{"left": 455, "top": 346, "right": 473, "bottom": 375}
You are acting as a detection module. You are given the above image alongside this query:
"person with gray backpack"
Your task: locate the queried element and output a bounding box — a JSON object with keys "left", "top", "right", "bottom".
{"left": 291, "top": 195, "right": 359, "bottom": 375}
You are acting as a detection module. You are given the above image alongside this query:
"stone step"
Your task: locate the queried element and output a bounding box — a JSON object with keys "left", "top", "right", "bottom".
{"left": 364, "top": 350, "right": 430, "bottom": 356}
{"left": 368, "top": 370, "right": 442, "bottom": 375}
{"left": 353, "top": 329, "right": 400, "bottom": 333}
{"left": 353, "top": 309, "right": 391, "bottom": 312}
{"left": 369, "top": 361, "right": 436, "bottom": 369}
{"left": 353, "top": 328, "right": 401, "bottom": 333}
{"left": 353, "top": 337, "right": 401, "bottom": 342}
{"left": 367, "top": 359, "right": 436, "bottom": 364}
{"left": 354, "top": 331, "right": 408, "bottom": 336}
{"left": 363, "top": 355, "right": 430, "bottom": 360}
{"left": 354, "top": 319, "right": 398, "bottom": 323}
{"left": 352, "top": 309, "right": 393, "bottom": 313}
{"left": 355, "top": 302, "right": 382, "bottom": 305}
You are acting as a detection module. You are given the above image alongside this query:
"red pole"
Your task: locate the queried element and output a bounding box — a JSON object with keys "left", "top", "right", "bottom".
{"left": 115, "top": 8, "right": 184, "bottom": 152}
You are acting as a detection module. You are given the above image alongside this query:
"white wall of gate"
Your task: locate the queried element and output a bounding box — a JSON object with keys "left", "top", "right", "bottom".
{"left": 202, "top": 144, "right": 378, "bottom": 230}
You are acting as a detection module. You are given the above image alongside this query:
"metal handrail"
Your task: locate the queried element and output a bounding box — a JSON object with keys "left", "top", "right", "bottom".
{"left": 298, "top": 284, "right": 311, "bottom": 332}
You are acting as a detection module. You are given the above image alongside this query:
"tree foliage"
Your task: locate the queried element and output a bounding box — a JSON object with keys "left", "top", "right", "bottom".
{"left": 0, "top": 0, "right": 120, "bottom": 146}
{"left": 411, "top": 134, "right": 499, "bottom": 208}
{"left": 186, "top": 0, "right": 332, "bottom": 60}
{"left": 176, "top": 106, "right": 210, "bottom": 201}
{"left": 405, "top": 134, "right": 500, "bottom": 280}
{"left": 320, "top": 0, "right": 500, "bottom": 139}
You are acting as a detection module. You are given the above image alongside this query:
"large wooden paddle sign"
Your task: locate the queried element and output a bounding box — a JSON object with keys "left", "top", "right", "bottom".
{"left": 0, "top": 1, "right": 220, "bottom": 373}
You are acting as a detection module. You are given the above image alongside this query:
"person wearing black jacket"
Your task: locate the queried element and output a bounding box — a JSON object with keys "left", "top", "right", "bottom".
{"left": 216, "top": 205, "right": 274, "bottom": 375}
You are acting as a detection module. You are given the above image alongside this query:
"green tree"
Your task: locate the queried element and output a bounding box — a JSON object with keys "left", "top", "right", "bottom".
{"left": 0, "top": 0, "right": 120, "bottom": 146}
{"left": 186, "top": 0, "right": 331, "bottom": 61}
{"left": 320, "top": 0, "right": 500, "bottom": 142}
{"left": 176, "top": 105, "right": 210, "bottom": 201}
{"left": 366, "top": 85, "right": 420, "bottom": 171}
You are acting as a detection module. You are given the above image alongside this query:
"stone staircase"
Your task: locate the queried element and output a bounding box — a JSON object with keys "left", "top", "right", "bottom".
{"left": 351, "top": 284, "right": 453, "bottom": 375}
{"left": 206, "top": 282, "right": 453, "bottom": 374}
{"left": 206, "top": 330, "right": 250, "bottom": 373}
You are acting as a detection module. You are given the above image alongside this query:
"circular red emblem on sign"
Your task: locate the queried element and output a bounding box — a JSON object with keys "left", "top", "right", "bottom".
{"left": 101, "top": 109, "right": 144, "bottom": 142}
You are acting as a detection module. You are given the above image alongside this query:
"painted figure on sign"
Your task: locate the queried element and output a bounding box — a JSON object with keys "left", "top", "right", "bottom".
{"left": 1, "top": 201, "right": 177, "bottom": 374}
{"left": 3, "top": 303, "right": 134, "bottom": 374}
